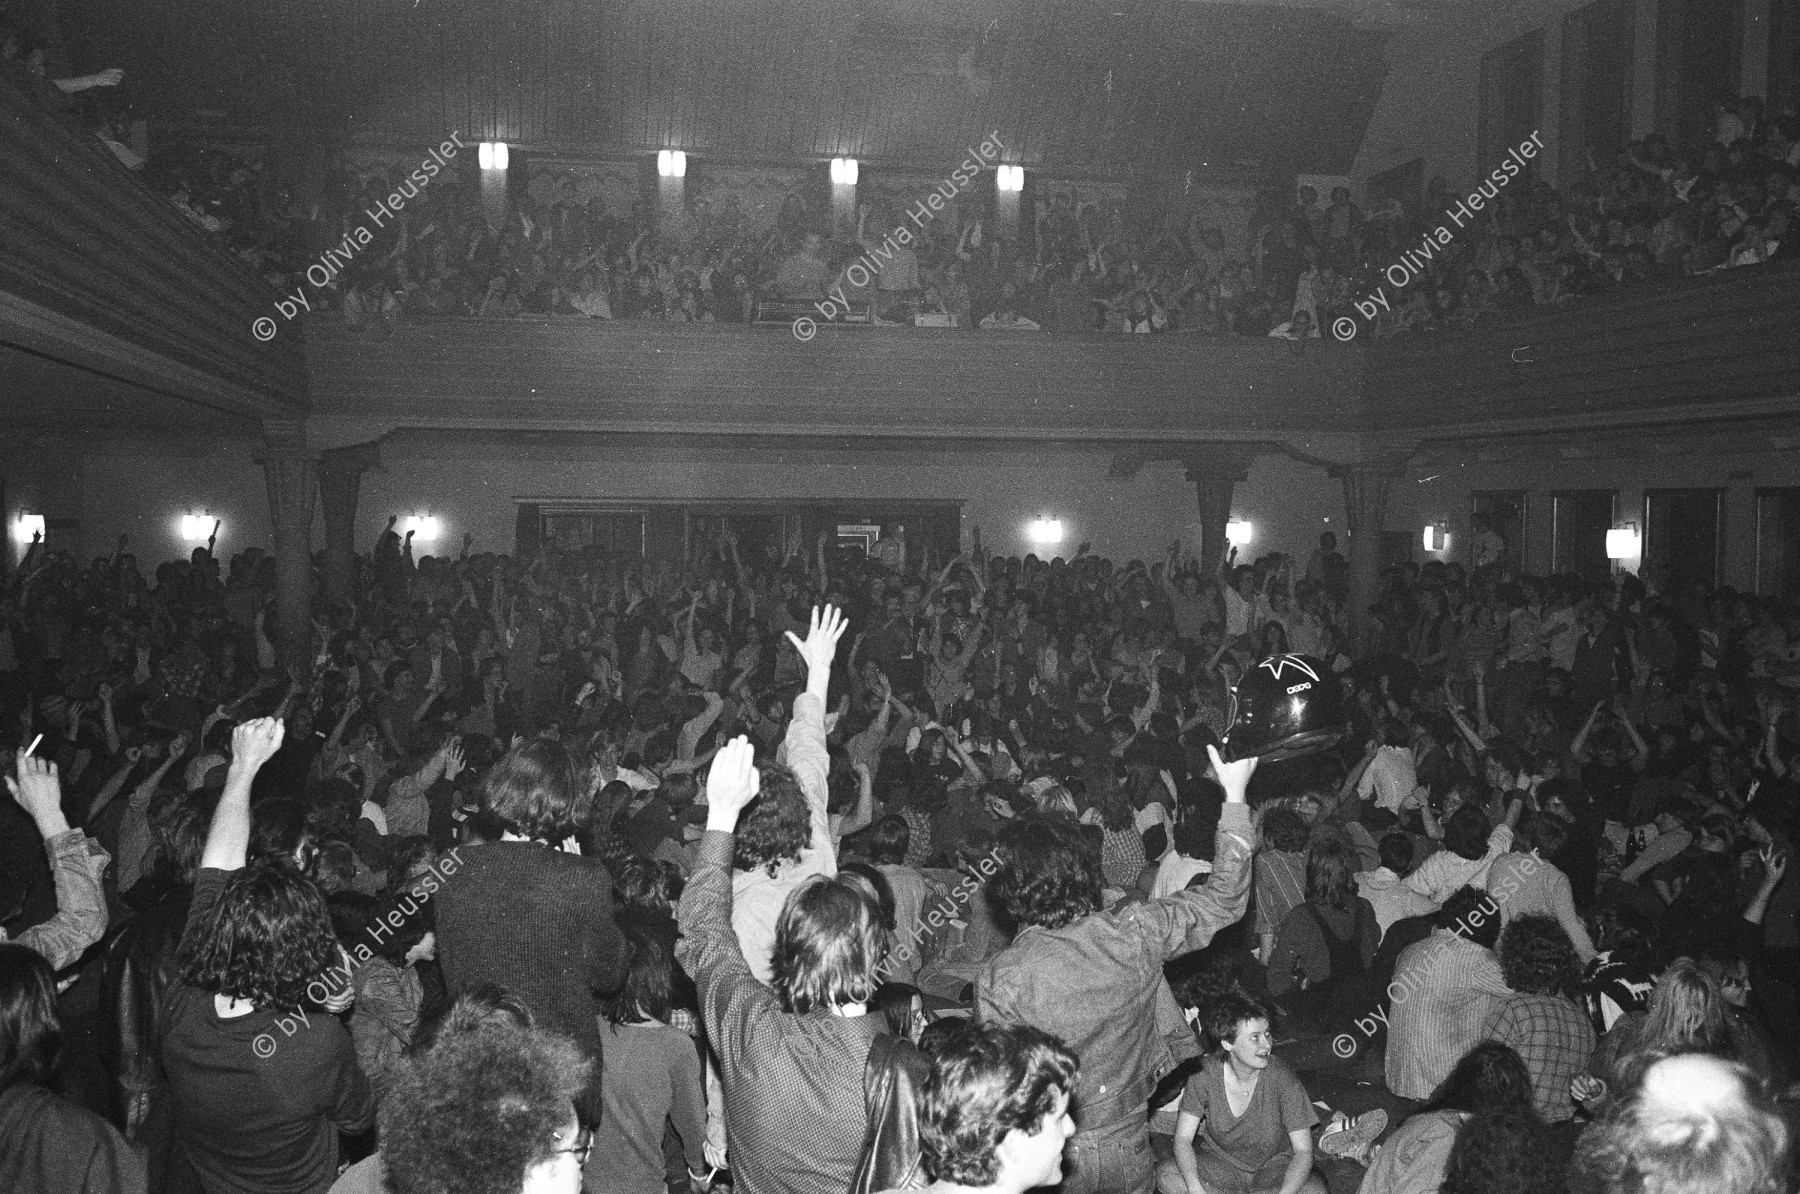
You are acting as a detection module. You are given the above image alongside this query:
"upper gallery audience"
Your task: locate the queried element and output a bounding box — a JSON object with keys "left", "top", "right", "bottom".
{"left": 6, "top": 11, "right": 1791, "bottom": 342}
{"left": 0, "top": 496, "right": 1798, "bottom": 1194}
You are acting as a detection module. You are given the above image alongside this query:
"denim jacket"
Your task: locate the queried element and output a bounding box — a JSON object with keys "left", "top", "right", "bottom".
{"left": 975, "top": 803, "right": 1253, "bottom": 1132}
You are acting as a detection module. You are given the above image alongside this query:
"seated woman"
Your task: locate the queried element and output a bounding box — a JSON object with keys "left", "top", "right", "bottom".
{"left": 1578, "top": 957, "right": 1757, "bottom": 1110}
{"left": 0, "top": 944, "right": 145, "bottom": 1194}
{"left": 1357, "top": 1041, "right": 1536, "bottom": 1194}
{"left": 1267, "top": 839, "right": 1379, "bottom": 1032}
{"left": 1160, "top": 991, "right": 1325, "bottom": 1194}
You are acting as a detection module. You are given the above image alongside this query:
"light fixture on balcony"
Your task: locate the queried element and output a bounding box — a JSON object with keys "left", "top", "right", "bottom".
{"left": 179, "top": 513, "right": 214, "bottom": 543}
{"left": 829, "top": 157, "right": 859, "bottom": 186}
{"left": 996, "top": 164, "right": 1025, "bottom": 192}
{"left": 1225, "top": 519, "right": 1253, "bottom": 548}
{"left": 1605, "top": 522, "right": 1640, "bottom": 560}
{"left": 1422, "top": 522, "right": 1449, "bottom": 552}
{"left": 405, "top": 514, "right": 442, "bottom": 543}
{"left": 11, "top": 513, "right": 44, "bottom": 545}
{"left": 1027, "top": 517, "right": 1063, "bottom": 545}
{"left": 657, "top": 149, "right": 687, "bottom": 178}
{"left": 478, "top": 141, "right": 509, "bottom": 171}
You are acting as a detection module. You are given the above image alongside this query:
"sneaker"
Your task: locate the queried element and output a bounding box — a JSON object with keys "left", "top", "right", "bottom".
{"left": 1318, "top": 1109, "right": 1388, "bottom": 1159}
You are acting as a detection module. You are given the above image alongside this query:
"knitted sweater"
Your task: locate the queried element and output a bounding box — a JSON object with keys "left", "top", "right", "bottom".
{"left": 433, "top": 840, "right": 626, "bottom": 1110}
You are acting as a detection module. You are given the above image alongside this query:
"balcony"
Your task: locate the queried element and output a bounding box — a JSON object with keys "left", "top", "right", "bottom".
{"left": 305, "top": 317, "right": 1366, "bottom": 444}
{"left": 0, "top": 68, "right": 305, "bottom": 432}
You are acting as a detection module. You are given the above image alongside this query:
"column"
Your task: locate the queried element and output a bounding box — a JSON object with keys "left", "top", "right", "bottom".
{"left": 257, "top": 427, "right": 318, "bottom": 670}
{"left": 317, "top": 440, "right": 383, "bottom": 607}
{"left": 1723, "top": 482, "right": 1758, "bottom": 591}
{"left": 1338, "top": 464, "right": 1399, "bottom": 655}
{"left": 1182, "top": 444, "right": 1264, "bottom": 570}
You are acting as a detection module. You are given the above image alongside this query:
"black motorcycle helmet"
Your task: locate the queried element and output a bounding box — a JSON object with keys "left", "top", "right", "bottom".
{"left": 1220, "top": 654, "right": 1348, "bottom": 762}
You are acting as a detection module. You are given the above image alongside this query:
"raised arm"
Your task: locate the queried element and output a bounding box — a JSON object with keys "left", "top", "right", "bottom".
{"left": 8, "top": 753, "right": 109, "bottom": 969}
{"left": 1134, "top": 745, "right": 1258, "bottom": 959}
{"left": 198, "top": 719, "right": 285, "bottom": 873}
{"left": 782, "top": 605, "right": 849, "bottom": 860}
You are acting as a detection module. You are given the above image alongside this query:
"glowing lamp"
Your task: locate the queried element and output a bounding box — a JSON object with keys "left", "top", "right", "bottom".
{"left": 1027, "top": 518, "right": 1064, "bottom": 545}
{"left": 996, "top": 165, "right": 1025, "bottom": 192}
{"left": 479, "top": 142, "right": 508, "bottom": 171}
{"left": 11, "top": 513, "right": 44, "bottom": 545}
{"left": 1423, "top": 523, "right": 1449, "bottom": 552}
{"left": 179, "top": 514, "right": 213, "bottom": 542}
{"left": 405, "top": 515, "right": 441, "bottom": 543}
{"left": 657, "top": 150, "right": 687, "bottom": 178}
{"left": 1605, "top": 524, "right": 1640, "bottom": 560}
{"left": 1225, "top": 519, "right": 1253, "bottom": 548}
{"left": 830, "top": 157, "right": 859, "bottom": 186}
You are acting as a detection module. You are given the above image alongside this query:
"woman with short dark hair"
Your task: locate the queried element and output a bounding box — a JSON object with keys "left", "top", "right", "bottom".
{"left": 1267, "top": 839, "right": 1379, "bottom": 1027}
{"left": 1162, "top": 992, "right": 1326, "bottom": 1194}
{"left": 0, "top": 943, "right": 145, "bottom": 1194}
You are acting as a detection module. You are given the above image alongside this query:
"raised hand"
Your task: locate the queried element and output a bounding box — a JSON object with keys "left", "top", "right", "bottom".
{"left": 442, "top": 738, "right": 467, "bottom": 782}
{"left": 7, "top": 753, "right": 66, "bottom": 834}
{"left": 1206, "top": 743, "right": 1259, "bottom": 804}
{"left": 784, "top": 605, "right": 849, "bottom": 677}
{"left": 230, "top": 718, "right": 286, "bottom": 773}
{"left": 704, "top": 736, "right": 761, "bottom": 830}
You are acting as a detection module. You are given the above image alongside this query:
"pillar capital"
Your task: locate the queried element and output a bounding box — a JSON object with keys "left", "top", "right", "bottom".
{"left": 1179, "top": 442, "right": 1268, "bottom": 485}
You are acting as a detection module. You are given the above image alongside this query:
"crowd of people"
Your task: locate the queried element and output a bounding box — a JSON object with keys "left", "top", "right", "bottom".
{"left": 1, "top": 517, "right": 1799, "bottom": 1194}
{"left": 4, "top": 12, "right": 1794, "bottom": 341}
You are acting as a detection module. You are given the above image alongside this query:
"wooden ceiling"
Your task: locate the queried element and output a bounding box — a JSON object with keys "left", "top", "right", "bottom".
{"left": 65, "top": 0, "right": 1392, "bottom": 173}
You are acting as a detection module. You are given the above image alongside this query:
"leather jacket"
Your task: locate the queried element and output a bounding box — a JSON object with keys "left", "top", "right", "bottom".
{"left": 94, "top": 887, "right": 191, "bottom": 1135}
{"left": 851, "top": 1033, "right": 931, "bottom": 1194}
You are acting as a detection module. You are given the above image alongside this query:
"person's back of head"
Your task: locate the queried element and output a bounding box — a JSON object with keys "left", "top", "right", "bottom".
{"left": 991, "top": 819, "right": 1101, "bottom": 933}
{"left": 732, "top": 761, "right": 810, "bottom": 877}
{"left": 771, "top": 872, "right": 886, "bottom": 1014}
{"left": 1515, "top": 811, "right": 1567, "bottom": 858}
{"left": 177, "top": 861, "right": 339, "bottom": 1014}
{"left": 1377, "top": 832, "right": 1415, "bottom": 876}
{"left": 1443, "top": 807, "right": 1493, "bottom": 862}
{"left": 382, "top": 1017, "right": 592, "bottom": 1194}
{"left": 919, "top": 1021, "right": 1079, "bottom": 1191}
{"left": 481, "top": 737, "right": 581, "bottom": 844}
{"left": 599, "top": 924, "right": 673, "bottom": 1026}
{"left": 0, "top": 943, "right": 59, "bottom": 1091}
{"left": 1305, "top": 838, "right": 1358, "bottom": 911}
{"left": 868, "top": 814, "right": 912, "bottom": 867}
{"left": 1423, "top": 1040, "right": 1536, "bottom": 1118}
{"left": 1261, "top": 806, "right": 1310, "bottom": 854}
{"left": 1441, "top": 1107, "right": 1558, "bottom": 1194}
{"left": 1497, "top": 915, "right": 1578, "bottom": 997}
{"left": 1437, "top": 886, "right": 1503, "bottom": 950}
{"left": 1571, "top": 1054, "right": 1790, "bottom": 1194}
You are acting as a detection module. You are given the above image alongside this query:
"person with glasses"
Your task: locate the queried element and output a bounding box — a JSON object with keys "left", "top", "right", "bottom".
{"left": 379, "top": 1013, "right": 592, "bottom": 1194}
